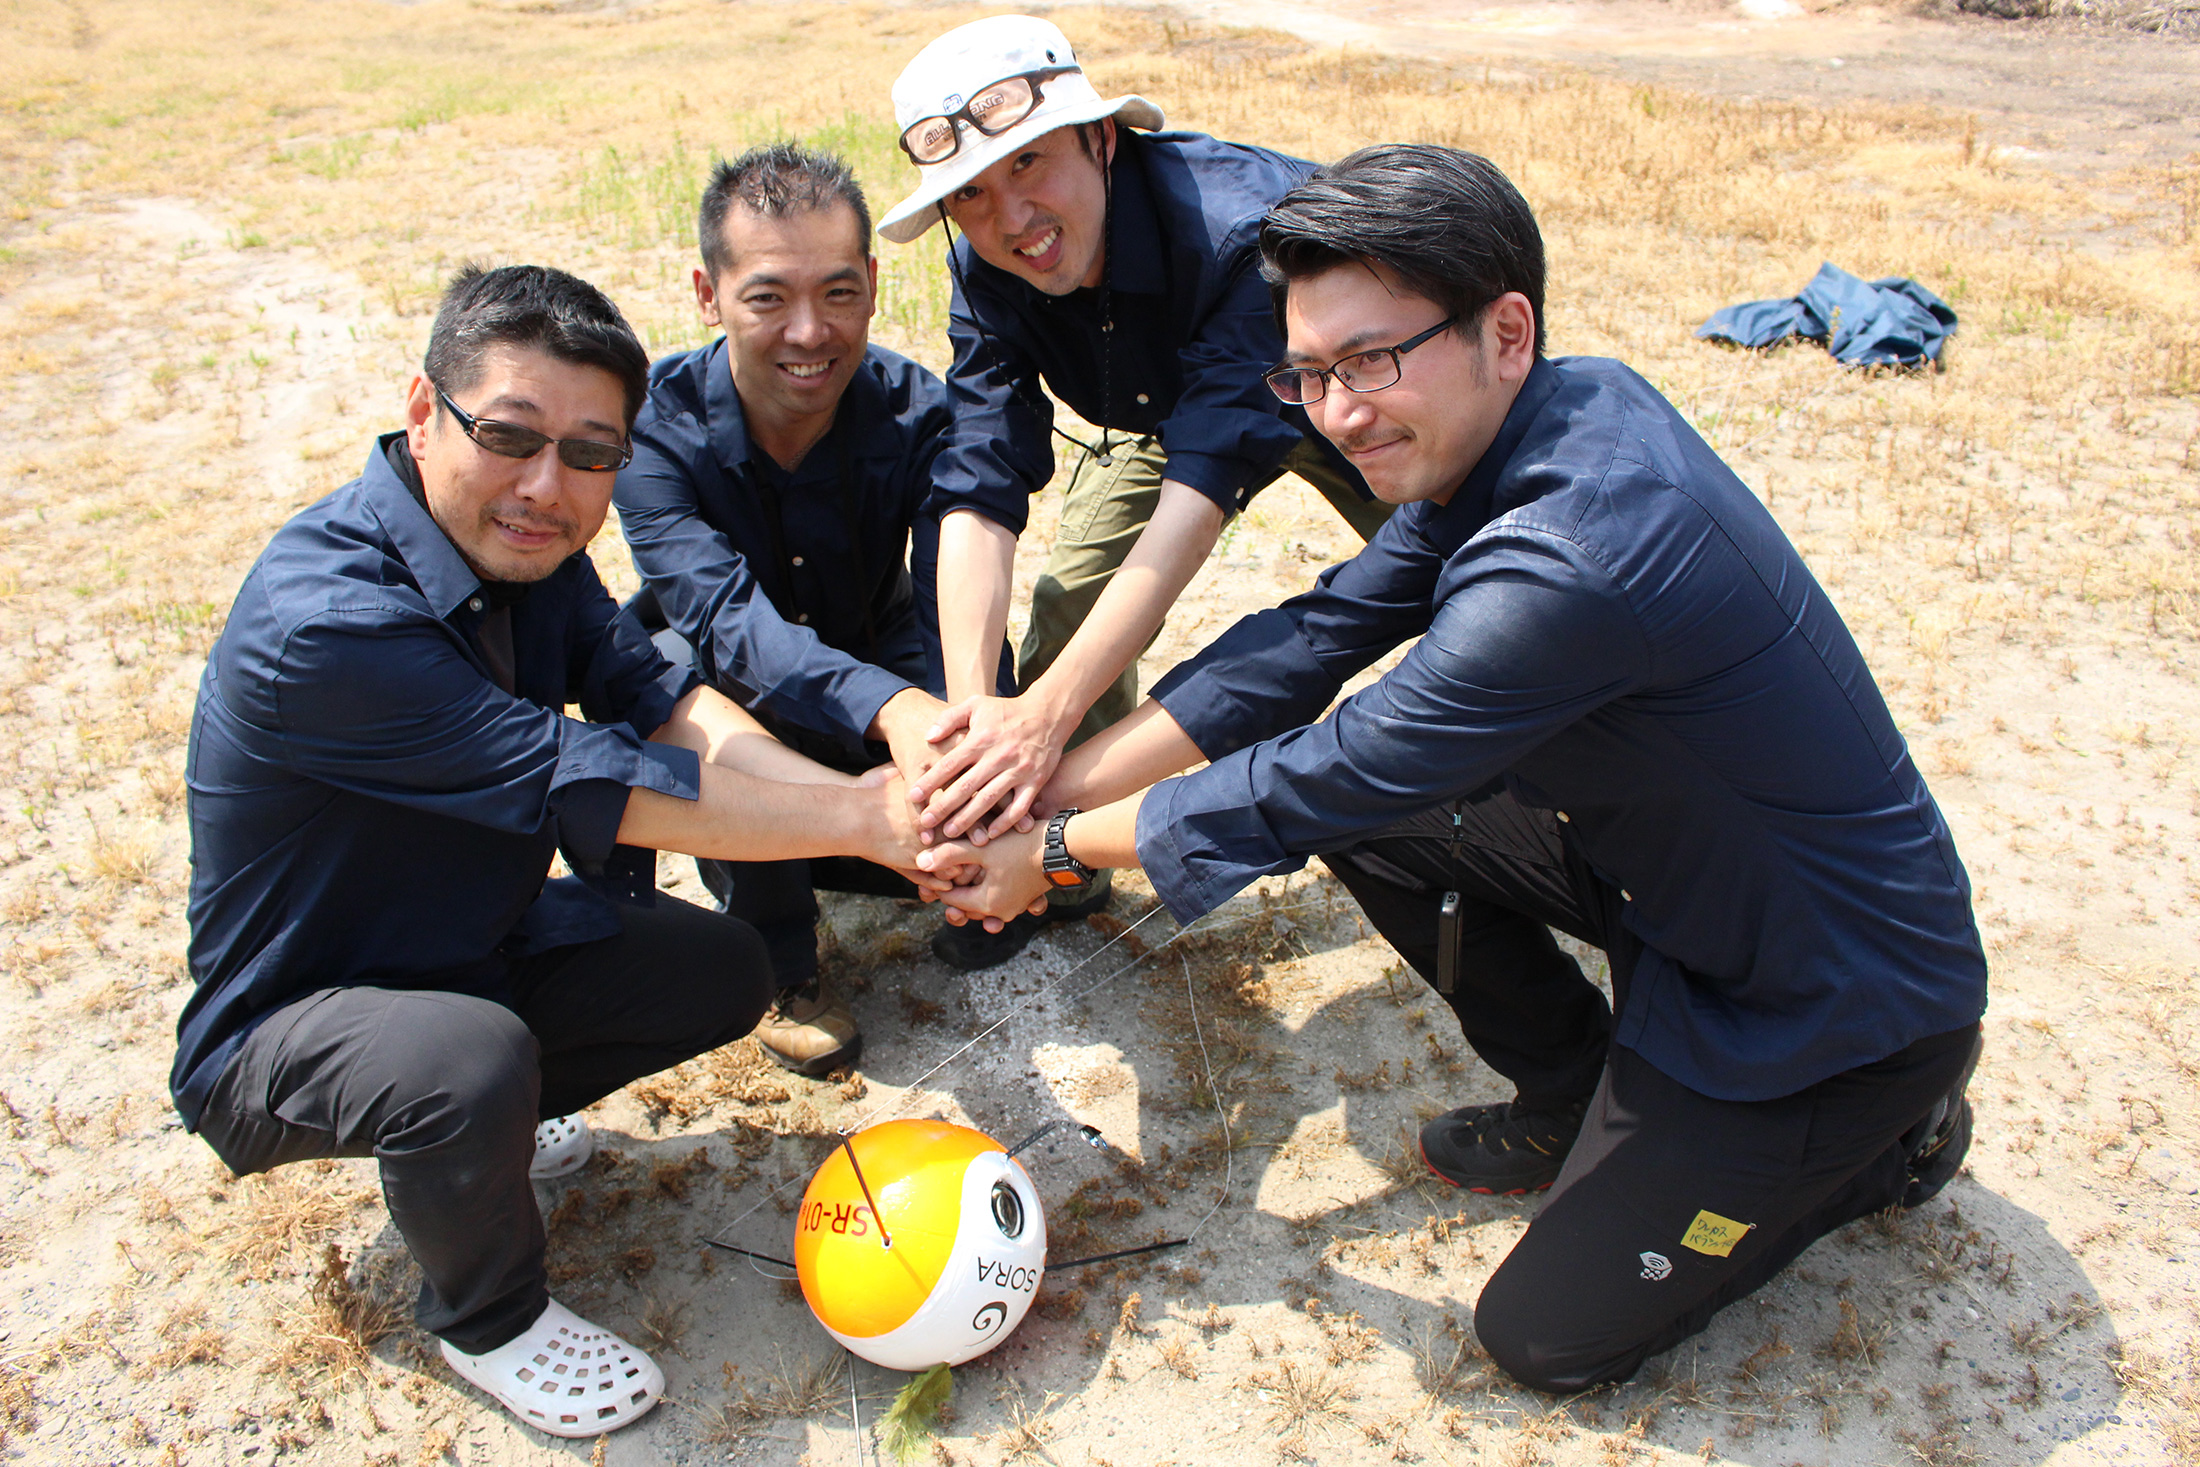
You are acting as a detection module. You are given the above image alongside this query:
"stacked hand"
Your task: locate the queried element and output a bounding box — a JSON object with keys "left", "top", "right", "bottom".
{"left": 916, "top": 826, "right": 1052, "bottom": 932}
{"left": 906, "top": 693, "right": 1067, "bottom": 843}
{"left": 876, "top": 687, "right": 1071, "bottom": 926}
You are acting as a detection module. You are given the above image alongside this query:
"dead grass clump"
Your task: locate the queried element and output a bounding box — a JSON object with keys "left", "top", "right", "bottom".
{"left": 146, "top": 1301, "right": 226, "bottom": 1371}
{"left": 995, "top": 1390, "right": 1057, "bottom": 1464}
{"left": 0, "top": 1357, "right": 36, "bottom": 1445}
{"left": 1410, "top": 1316, "right": 1488, "bottom": 1399}
{"left": 1816, "top": 1299, "right": 1886, "bottom": 1370}
{"left": 1256, "top": 1358, "right": 1354, "bottom": 1436}
{"left": 713, "top": 1349, "right": 846, "bottom": 1425}
{"left": 214, "top": 1160, "right": 374, "bottom": 1281}
{"left": 633, "top": 1293, "right": 689, "bottom": 1357}
{"left": 648, "top": 1146, "right": 715, "bottom": 1201}
{"left": 264, "top": 1244, "right": 400, "bottom": 1388}
{"left": 631, "top": 1041, "right": 792, "bottom": 1125}
{"left": 87, "top": 832, "right": 157, "bottom": 887}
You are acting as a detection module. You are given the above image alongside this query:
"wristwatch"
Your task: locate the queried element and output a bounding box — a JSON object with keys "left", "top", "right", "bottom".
{"left": 1042, "top": 808, "right": 1096, "bottom": 891}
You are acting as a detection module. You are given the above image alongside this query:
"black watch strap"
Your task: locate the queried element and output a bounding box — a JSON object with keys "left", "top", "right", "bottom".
{"left": 1043, "top": 808, "right": 1095, "bottom": 890}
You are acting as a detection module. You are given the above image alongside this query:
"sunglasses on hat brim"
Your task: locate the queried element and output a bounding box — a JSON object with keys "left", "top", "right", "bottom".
{"left": 898, "top": 67, "right": 1079, "bottom": 166}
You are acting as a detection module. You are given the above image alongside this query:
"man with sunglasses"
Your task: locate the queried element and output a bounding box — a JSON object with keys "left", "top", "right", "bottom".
{"left": 875, "top": 15, "right": 1395, "bottom": 967}
{"left": 615, "top": 143, "right": 998, "bottom": 1074}
{"left": 177, "top": 264, "right": 948, "bottom": 1439}
{"left": 922, "top": 146, "right": 1987, "bottom": 1394}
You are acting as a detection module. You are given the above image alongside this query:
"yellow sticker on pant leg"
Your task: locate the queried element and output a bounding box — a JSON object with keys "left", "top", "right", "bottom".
{"left": 1680, "top": 1210, "right": 1752, "bottom": 1257}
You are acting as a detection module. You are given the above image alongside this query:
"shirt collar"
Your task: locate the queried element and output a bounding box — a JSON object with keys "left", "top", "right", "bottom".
{"left": 1417, "top": 356, "right": 1564, "bottom": 556}
{"left": 702, "top": 336, "right": 760, "bottom": 478}
{"left": 362, "top": 432, "right": 486, "bottom": 619}
{"left": 703, "top": 335, "right": 892, "bottom": 479}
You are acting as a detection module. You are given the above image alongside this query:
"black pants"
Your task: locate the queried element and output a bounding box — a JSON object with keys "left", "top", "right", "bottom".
{"left": 1325, "top": 784, "right": 1980, "bottom": 1391}
{"left": 193, "top": 897, "right": 772, "bottom": 1353}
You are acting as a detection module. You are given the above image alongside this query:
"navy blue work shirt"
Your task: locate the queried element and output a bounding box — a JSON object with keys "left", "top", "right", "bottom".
{"left": 1139, "top": 357, "right": 1989, "bottom": 1102}
{"left": 175, "top": 436, "right": 703, "bottom": 1128}
{"left": 930, "top": 129, "right": 1370, "bottom": 535}
{"left": 617, "top": 340, "right": 951, "bottom": 756}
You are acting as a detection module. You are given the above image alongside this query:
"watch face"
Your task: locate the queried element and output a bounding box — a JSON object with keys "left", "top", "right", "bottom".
{"left": 1047, "top": 869, "right": 1086, "bottom": 888}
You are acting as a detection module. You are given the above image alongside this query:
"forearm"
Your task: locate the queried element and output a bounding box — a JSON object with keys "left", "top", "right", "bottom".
{"left": 937, "top": 509, "right": 1018, "bottom": 702}
{"left": 1022, "top": 480, "right": 1223, "bottom": 737}
{"left": 650, "top": 686, "right": 853, "bottom": 787}
{"left": 1045, "top": 700, "right": 1202, "bottom": 811}
{"left": 1062, "top": 794, "right": 1146, "bottom": 873}
{"left": 616, "top": 763, "right": 892, "bottom": 862}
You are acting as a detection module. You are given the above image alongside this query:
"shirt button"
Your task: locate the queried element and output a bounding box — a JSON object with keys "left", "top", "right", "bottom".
{"left": 1136, "top": 393, "right": 1150, "bottom": 405}
{"left": 467, "top": 596, "right": 483, "bottom": 613}
{"left": 791, "top": 556, "right": 805, "bottom": 567}
{"left": 796, "top": 613, "right": 809, "bottom": 624}
{"left": 1622, "top": 889, "right": 1634, "bottom": 902}
{"left": 1556, "top": 811, "right": 1570, "bottom": 822}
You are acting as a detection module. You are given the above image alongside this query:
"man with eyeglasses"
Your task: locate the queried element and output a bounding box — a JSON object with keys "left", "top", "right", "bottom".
{"left": 177, "top": 264, "right": 949, "bottom": 1439}
{"left": 921, "top": 146, "right": 1988, "bottom": 1394}
{"left": 875, "top": 14, "right": 1396, "bottom": 967}
{"left": 615, "top": 143, "right": 1003, "bottom": 1073}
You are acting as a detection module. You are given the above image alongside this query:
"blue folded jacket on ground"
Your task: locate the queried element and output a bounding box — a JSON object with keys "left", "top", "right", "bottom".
{"left": 1696, "top": 262, "right": 1958, "bottom": 367}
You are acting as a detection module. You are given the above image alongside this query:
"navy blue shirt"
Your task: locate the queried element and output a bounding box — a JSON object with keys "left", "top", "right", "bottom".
{"left": 1139, "top": 357, "right": 1989, "bottom": 1102}
{"left": 175, "top": 437, "right": 704, "bottom": 1128}
{"left": 931, "top": 130, "right": 1369, "bottom": 534}
{"left": 617, "top": 341, "right": 952, "bottom": 755}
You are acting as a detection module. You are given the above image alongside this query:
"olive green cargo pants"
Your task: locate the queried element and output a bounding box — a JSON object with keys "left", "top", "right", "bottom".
{"left": 1015, "top": 436, "right": 1394, "bottom": 748}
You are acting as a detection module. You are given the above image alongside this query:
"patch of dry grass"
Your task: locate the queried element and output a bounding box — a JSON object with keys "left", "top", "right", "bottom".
{"left": 212, "top": 1160, "right": 375, "bottom": 1282}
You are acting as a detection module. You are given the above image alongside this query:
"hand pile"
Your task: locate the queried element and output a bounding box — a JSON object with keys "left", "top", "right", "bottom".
{"left": 874, "top": 690, "right": 1069, "bottom": 930}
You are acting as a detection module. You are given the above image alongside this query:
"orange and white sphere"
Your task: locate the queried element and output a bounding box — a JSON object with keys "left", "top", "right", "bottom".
{"left": 794, "top": 1120, "right": 1047, "bottom": 1371}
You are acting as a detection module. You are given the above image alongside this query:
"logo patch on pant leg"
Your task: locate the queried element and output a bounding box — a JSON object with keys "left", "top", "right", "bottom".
{"left": 1638, "top": 1251, "right": 1672, "bottom": 1281}
{"left": 1681, "top": 1209, "right": 1752, "bottom": 1257}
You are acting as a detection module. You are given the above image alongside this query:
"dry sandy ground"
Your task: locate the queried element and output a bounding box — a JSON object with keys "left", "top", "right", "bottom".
{"left": 1, "top": 3, "right": 2197, "bottom": 1466}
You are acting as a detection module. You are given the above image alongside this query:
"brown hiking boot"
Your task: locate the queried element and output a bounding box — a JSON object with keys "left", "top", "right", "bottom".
{"left": 754, "top": 977, "right": 861, "bottom": 1077}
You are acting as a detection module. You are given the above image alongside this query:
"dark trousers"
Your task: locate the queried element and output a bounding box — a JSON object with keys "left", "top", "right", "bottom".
{"left": 1324, "top": 784, "right": 1980, "bottom": 1391}
{"left": 193, "top": 898, "right": 772, "bottom": 1353}
{"left": 634, "top": 601, "right": 930, "bottom": 989}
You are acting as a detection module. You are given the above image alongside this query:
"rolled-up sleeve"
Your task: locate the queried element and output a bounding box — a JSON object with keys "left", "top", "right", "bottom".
{"left": 927, "top": 257, "right": 1056, "bottom": 535}
{"left": 616, "top": 428, "right": 908, "bottom": 749}
{"left": 1139, "top": 531, "right": 1651, "bottom": 921}
{"left": 1156, "top": 236, "right": 1313, "bottom": 511}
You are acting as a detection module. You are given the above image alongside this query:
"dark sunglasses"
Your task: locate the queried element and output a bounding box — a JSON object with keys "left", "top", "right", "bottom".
{"left": 898, "top": 68, "right": 1075, "bottom": 166}
{"left": 1263, "top": 317, "right": 1458, "bottom": 406}
{"left": 434, "top": 384, "right": 632, "bottom": 472}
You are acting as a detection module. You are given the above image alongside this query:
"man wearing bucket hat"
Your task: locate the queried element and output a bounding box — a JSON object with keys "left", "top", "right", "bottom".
{"left": 879, "top": 15, "right": 1395, "bottom": 967}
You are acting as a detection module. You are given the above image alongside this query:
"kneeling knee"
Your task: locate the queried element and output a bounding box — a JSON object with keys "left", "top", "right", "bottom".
{"left": 1474, "top": 1275, "right": 1640, "bottom": 1395}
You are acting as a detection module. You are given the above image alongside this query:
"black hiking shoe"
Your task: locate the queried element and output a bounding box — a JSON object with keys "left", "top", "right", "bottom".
{"left": 930, "top": 909, "right": 1047, "bottom": 971}
{"left": 929, "top": 872, "right": 1114, "bottom": 972}
{"left": 1903, "top": 1029, "right": 1984, "bottom": 1208}
{"left": 1419, "top": 1097, "right": 1590, "bottom": 1195}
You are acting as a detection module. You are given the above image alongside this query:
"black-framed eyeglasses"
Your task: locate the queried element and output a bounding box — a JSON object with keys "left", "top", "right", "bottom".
{"left": 1262, "top": 317, "right": 1459, "bottom": 406}
{"left": 434, "top": 384, "right": 632, "bottom": 473}
{"left": 898, "top": 68, "right": 1075, "bottom": 165}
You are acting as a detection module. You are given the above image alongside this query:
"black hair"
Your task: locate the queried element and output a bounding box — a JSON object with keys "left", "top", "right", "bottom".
{"left": 422, "top": 263, "right": 650, "bottom": 427}
{"left": 1259, "top": 144, "right": 1547, "bottom": 356}
{"left": 698, "top": 142, "right": 872, "bottom": 281}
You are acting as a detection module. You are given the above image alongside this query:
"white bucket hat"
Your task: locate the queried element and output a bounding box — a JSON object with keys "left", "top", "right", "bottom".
{"left": 878, "top": 16, "right": 1164, "bottom": 245}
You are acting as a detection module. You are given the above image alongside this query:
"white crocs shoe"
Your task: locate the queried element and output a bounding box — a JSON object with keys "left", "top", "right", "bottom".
{"left": 530, "top": 1114, "right": 593, "bottom": 1180}
{"left": 441, "top": 1298, "right": 663, "bottom": 1438}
